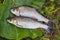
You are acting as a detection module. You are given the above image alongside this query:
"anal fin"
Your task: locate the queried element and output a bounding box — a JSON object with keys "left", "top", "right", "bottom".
{"left": 36, "top": 28, "right": 42, "bottom": 30}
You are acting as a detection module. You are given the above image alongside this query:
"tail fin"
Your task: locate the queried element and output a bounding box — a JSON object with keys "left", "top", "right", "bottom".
{"left": 47, "top": 21, "right": 54, "bottom": 35}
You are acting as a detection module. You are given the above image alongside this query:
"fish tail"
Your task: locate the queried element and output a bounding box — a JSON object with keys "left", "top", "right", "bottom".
{"left": 47, "top": 20, "right": 54, "bottom": 35}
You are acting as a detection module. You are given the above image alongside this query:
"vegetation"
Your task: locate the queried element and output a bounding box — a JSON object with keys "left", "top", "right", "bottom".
{"left": 0, "top": 0, "right": 60, "bottom": 40}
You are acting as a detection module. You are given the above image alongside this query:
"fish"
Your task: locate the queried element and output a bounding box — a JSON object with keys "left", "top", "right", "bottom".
{"left": 7, "top": 16, "right": 53, "bottom": 33}
{"left": 10, "top": 6, "right": 49, "bottom": 24}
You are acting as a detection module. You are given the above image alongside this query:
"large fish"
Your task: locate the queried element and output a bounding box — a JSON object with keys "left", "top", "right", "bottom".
{"left": 7, "top": 16, "right": 53, "bottom": 33}
{"left": 10, "top": 6, "right": 49, "bottom": 23}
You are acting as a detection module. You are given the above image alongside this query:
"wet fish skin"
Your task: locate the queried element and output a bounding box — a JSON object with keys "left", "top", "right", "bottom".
{"left": 7, "top": 16, "right": 49, "bottom": 30}
{"left": 10, "top": 6, "right": 49, "bottom": 23}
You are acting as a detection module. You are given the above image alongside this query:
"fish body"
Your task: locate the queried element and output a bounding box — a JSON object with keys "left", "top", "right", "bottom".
{"left": 7, "top": 16, "right": 49, "bottom": 30}
{"left": 11, "top": 6, "right": 49, "bottom": 23}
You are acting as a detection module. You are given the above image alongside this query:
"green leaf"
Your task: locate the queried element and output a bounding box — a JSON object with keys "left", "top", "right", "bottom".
{"left": 0, "top": 0, "right": 45, "bottom": 40}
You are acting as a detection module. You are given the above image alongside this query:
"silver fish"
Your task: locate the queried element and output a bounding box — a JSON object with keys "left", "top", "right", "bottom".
{"left": 10, "top": 6, "right": 49, "bottom": 23}
{"left": 7, "top": 16, "right": 53, "bottom": 33}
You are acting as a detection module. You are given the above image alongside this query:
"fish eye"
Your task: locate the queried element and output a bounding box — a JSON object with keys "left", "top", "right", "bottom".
{"left": 9, "top": 19, "right": 12, "bottom": 21}
{"left": 13, "top": 9, "right": 16, "bottom": 11}
{"left": 11, "top": 8, "right": 16, "bottom": 12}
{"left": 16, "top": 8, "right": 19, "bottom": 11}
{"left": 7, "top": 17, "right": 12, "bottom": 21}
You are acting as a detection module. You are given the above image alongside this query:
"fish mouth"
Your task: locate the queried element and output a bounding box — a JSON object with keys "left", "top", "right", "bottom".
{"left": 6, "top": 17, "right": 12, "bottom": 22}
{"left": 6, "top": 18, "right": 11, "bottom": 23}
{"left": 6, "top": 19, "right": 10, "bottom": 22}
{"left": 10, "top": 9, "right": 16, "bottom": 14}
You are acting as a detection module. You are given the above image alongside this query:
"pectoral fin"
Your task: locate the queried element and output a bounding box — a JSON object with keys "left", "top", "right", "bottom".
{"left": 16, "top": 22, "right": 23, "bottom": 28}
{"left": 36, "top": 28, "right": 42, "bottom": 30}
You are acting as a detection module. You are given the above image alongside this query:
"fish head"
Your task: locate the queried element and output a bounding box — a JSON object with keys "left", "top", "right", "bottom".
{"left": 7, "top": 17, "right": 17, "bottom": 25}
{"left": 10, "top": 7, "right": 20, "bottom": 16}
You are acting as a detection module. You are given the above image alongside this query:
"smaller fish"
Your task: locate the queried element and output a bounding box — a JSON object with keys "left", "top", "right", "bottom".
{"left": 10, "top": 6, "right": 49, "bottom": 23}
{"left": 7, "top": 16, "right": 53, "bottom": 33}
